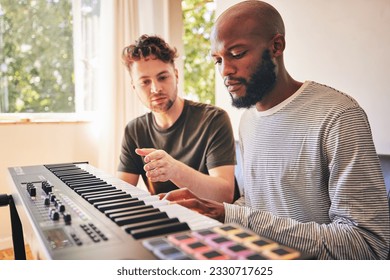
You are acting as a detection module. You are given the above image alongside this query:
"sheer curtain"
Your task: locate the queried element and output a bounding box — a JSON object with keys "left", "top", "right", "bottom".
{"left": 94, "top": 0, "right": 183, "bottom": 178}
{"left": 95, "top": 0, "right": 146, "bottom": 176}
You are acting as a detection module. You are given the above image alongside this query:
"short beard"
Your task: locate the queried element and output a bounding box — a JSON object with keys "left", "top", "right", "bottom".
{"left": 231, "top": 50, "right": 277, "bottom": 109}
{"left": 151, "top": 95, "right": 175, "bottom": 113}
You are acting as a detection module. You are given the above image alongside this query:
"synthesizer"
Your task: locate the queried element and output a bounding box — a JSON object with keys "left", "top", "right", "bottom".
{"left": 7, "top": 162, "right": 221, "bottom": 260}
{"left": 8, "top": 162, "right": 313, "bottom": 260}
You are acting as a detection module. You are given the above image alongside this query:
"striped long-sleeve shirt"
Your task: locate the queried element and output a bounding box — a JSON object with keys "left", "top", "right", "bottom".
{"left": 225, "top": 81, "right": 390, "bottom": 259}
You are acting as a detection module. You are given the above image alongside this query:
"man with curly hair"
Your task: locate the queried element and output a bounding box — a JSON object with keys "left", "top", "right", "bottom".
{"left": 117, "top": 35, "right": 236, "bottom": 203}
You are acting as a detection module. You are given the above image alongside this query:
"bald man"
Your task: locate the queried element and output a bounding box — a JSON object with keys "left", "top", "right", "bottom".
{"left": 163, "top": 1, "right": 389, "bottom": 260}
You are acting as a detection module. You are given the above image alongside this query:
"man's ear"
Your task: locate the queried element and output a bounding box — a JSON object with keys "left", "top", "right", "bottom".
{"left": 174, "top": 68, "right": 179, "bottom": 81}
{"left": 271, "top": 34, "right": 285, "bottom": 57}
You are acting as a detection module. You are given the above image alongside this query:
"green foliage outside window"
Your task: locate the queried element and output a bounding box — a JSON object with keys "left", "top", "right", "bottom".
{"left": 182, "top": 0, "right": 215, "bottom": 105}
{"left": 0, "top": 0, "right": 74, "bottom": 113}
{"left": 0, "top": 0, "right": 216, "bottom": 113}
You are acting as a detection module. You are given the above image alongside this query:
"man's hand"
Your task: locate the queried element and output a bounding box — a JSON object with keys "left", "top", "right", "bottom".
{"left": 161, "top": 188, "right": 226, "bottom": 222}
{"left": 136, "top": 148, "right": 235, "bottom": 203}
{"left": 135, "top": 148, "right": 178, "bottom": 182}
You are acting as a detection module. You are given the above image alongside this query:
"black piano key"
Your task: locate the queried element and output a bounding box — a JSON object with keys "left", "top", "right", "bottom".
{"left": 103, "top": 204, "right": 154, "bottom": 216}
{"left": 92, "top": 197, "right": 138, "bottom": 209}
{"left": 96, "top": 199, "right": 145, "bottom": 212}
{"left": 60, "top": 177, "right": 101, "bottom": 186}
{"left": 50, "top": 168, "right": 80, "bottom": 173}
{"left": 122, "top": 217, "right": 180, "bottom": 233}
{"left": 51, "top": 168, "right": 85, "bottom": 173}
{"left": 93, "top": 197, "right": 138, "bottom": 206}
{"left": 63, "top": 173, "right": 96, "bottom": 177}
{"left": 72, "top": 183, "right": 112, "bottom": 190}
{"left": 82, "top": 189, "right": 124, "bottom": 199}
{"left": 86, "top": 193, "right": 132, "bottom": 204}
{"left": 62, "top": 175, "right": 99, "bottom": 181}
{"left": 68, "top": 183, "right": 106, "bottom": 189}
{"left": 113, "top": 212, "right": 168, "bottom": 226}
{"left": 70, "top": 183, "right": 107, "bottom": 190}
{"left": 56, "top": 170, "right": 91, "bottom": 176}
{"left": 56, "top": 172, "right": 90, "bottom": 178}
{"left": 63, "top": 174, "right": 99, "bottom": 179}
{"left": 46, "top": 165, "right": 79, "bottom": 171}
{"left": 74, "top": 185, "right": 115, "bottom": 194}
{"left": 67, "top": 180, "right": 107, "bottom": 188}
{"left": 130, "top": 222, "right": 190, "bottom": 239}
{"left": 108, "top": 207, "right": 160, "bottom": 220}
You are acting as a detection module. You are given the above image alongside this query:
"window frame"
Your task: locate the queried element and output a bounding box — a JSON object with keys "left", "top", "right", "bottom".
{"left": 0, "top": 0, "right": 98, "bottom": 123}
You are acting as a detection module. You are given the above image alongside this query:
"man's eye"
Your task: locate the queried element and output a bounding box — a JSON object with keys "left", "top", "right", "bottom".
{"left": 232, "top": 51, "right": 246, "bottom": 59}
{"left": 158, "top": 75, "right": 168, "bottom": 81}
{"left": 140, "top": 80, "right": 150, "bottom": 86}
{"left": 213, "top": 58, "right": 222, "bottom": 65}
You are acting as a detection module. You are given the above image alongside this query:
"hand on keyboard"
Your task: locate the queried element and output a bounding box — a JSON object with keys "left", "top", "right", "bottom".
{"left": 161, "top": 188, "right": 226, "bottom": 222}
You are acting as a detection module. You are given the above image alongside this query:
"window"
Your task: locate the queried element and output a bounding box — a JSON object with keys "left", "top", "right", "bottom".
{"left": 0, "top": 0, "right": 100, "bottom": 114}
{"left": 0, "top": 0, "right": 215, "bottom": 116}
{"left": 182, "top": 0, "right": 215, "bottom": 104}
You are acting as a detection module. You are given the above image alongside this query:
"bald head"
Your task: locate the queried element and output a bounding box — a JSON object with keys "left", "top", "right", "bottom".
{"left": 210, "top": 1, "right": 293, "bottom": 110}
{"left": 213, "top": 1, "right": 285, "bottom": 41}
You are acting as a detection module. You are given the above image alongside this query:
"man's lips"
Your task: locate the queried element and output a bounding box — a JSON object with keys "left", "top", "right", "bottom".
{"left": 151, "top": 95, "right": 166, "bottom": 103}
{"left": 224, "top": 78, "right": 245, "bottom": 93}
{"left": 225, "top": 82, "right": 243, "bottom": 93}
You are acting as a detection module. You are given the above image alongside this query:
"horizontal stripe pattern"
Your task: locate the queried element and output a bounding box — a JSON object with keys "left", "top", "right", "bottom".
{"left": 225, "top": 81, "right": 390, "bottom": 259}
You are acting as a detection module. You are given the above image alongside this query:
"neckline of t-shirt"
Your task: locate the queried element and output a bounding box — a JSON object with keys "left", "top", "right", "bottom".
{"left": 150, "top": 99, "right": 189, "bottom": 133}
{"left": 254, "top": 80, "right": 311, "bottom": 117}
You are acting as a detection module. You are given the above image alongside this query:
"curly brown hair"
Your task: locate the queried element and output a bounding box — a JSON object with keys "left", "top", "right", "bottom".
{"left": 122, "top": 34, "right": 178, "bottom": 72}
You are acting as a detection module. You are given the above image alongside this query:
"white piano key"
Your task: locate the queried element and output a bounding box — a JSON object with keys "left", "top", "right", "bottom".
{"left": 158, "top": 204, "right": 221, "bottom": 230}
{"left": 141, "top": 195, "right": 160, "bottom": 202}
{"left": 144, "top": 199, "right": 169, "bottom": 207}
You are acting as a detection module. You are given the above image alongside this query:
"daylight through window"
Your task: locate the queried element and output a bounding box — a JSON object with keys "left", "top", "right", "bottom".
{"left": 0, "top": 0, "right": 100, "bottom": 114}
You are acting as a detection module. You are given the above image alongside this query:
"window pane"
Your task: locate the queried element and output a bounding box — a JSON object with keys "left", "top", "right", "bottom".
{"left": 0, "top": 0, "right": 75, "bottom": 113}
{"left": 0, "top": 0, "right": 101, "bottom": 114}
{"left": 182, "top": 0, "right": 216, "bottom": 105}
{"left": 73, "top": 0, "right": 100, "bottom": 112}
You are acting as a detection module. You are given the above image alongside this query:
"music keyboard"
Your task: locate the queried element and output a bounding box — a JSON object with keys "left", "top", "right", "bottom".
{"left": 7, "top": 162, "right": 221, "bottom": 260}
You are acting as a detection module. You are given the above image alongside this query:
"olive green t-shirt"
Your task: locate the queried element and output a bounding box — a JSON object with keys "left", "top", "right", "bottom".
{"left": 118, "top": 99, "right": 236, "bottom": 194}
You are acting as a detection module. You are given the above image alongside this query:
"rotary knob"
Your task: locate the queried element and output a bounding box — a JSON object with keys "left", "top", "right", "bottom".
{"left": 57, "top": 202, "right": 65, "bottom": 212}
{"left": 49, "top": 193, "right": 56, "bottom": 202}
{"left": 50, "top": 209, "right": 60, "bottom": 221}
{"left": 44, "top": 197, "right": 50, "bottom": 206}
{"left": 63, "top": 213, "right": 72, "bottom": 225}
{"left": 41, "top": 181, "right": 53, "bottom": 194}
{"left": 26, "top": 183, "right": 36, "bottom": 197}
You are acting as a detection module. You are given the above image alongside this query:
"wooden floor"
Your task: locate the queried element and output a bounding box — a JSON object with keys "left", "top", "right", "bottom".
{"left": 0, "top": 244, "right": 34, "bottom": 260}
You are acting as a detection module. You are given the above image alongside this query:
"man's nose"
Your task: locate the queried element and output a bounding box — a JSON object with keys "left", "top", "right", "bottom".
{"left": 150, "top": 80, "right": 161, "bottom": 94}
{"left": 219, "top": 59, "right": 236, "bottom": 77}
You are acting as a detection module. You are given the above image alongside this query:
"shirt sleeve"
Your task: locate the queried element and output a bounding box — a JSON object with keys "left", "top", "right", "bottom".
{"left": 225, "top": 107, "right": 390, "bottom": 260}
{"left": 206, "top": 109, "right": 236, "bottom": 169}
{"left": 117, "top": 124, "right": 144, "bottom": 174}
{"left": 232, "top": 196, "right": 245, "bottom": 206}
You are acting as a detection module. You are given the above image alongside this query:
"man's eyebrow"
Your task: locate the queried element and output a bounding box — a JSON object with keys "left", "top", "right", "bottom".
{"left": 227, "top": 44, "right": 247, "bottom": 51}
{"left": 138, "top": 70, "right": 170, "bottom": 80}
{"left": 211, "top": 44, "right": 247, "bottom": 57}
{"left": 156, "top": 70, "right": 170, "bottom": 76}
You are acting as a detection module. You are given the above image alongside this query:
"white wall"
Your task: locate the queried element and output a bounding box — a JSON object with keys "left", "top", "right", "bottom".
{"left": 215, "top": 0, "right": 390, "bottom": 155}
{"left": 137, "top": 0, "right": 185, "bottom": 97}
{"left": 0, "top": 122, "right": 99, "bottom": 249}
{"left": 0, "top": 0, "right": 185, "bottom": 251}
